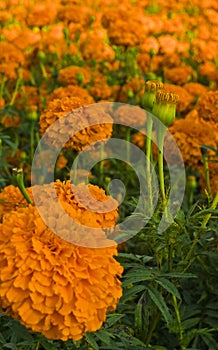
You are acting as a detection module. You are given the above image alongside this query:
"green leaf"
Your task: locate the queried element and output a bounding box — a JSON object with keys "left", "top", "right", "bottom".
{"left": 95, "top": 330, "right": 114, "bottom": 344}
{"left": 122, "top": 271, "right": 154, "bottom": 286}
{"left": 104, "top": 314, "right": 125, "bottom": 327}
{"left": 85, "top": 333, "right": 99, "bottom": 350}
{"left": 161, "top": 272, "right": 196, "bottom": 279}
{"left": 121, "top": 285, "right": 146, "bottom": 302}
{"left": 134, "top": 293, "right": 144, "bottom": 335}
{"left": 156, "top": 278, "right": 181, "bottom": 299}
{"left": 147, "top": 285, "right": 172, "bottom": 324}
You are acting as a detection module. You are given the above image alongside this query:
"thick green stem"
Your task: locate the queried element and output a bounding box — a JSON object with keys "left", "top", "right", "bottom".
{"left": 73, "top": 156, "right": 78, "bottom": 185}
{"left": 9, "top": 75, "right": 22, "bottom": 106}
{"left": 13, "top": 169, "right": 32, "bottom": 204}
{"left": 156, "top": 126, "right": 167, "bottom": 207}
{"left": 202, "top": 150, "right": 212, "bottom": 202}
{"left": 172, "top": 295, "right": 185, "bottom": 350}
{"left": 126, "top": 128, "right": 131, "bottom": 164}
{"left": 146, "top": 117, "right": 153, "bottom": 212}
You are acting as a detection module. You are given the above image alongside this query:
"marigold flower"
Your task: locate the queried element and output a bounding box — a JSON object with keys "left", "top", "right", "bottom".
{"left": 168, "top": 112, "right": 218, "bottom": 169}
{"left": 0, "top": 114, "right": 20, "bottom": 128}
{"left": 47, "top": 85, "right": 94, "bottom": 105}
{"left": 89, "top": 72, "right": 113, "bottom": 100}
{"left": 164, "top": 66, "right": 193, "bottom": 85}
{"left": 0, "top": 181, "right": 123, "bottom": 340}
{"left": 195, "top": 90, "right": 218, "bottom": 126}
{"left": 184, "top": 83, "right": 208, "bottom": 103}
{"left": 58, "top": 66, "right": 91, "bottom": 87}
{"left": 26, "top": 2, "right": 58, "bottom": 27}
{"left": 164, "top": 84, "right": 193, "bottom": 113}
{"left": 198, "top": 62, "right": 218, "bottom": 81}
{"left": 39, "top": 97, "right": 113, "bottom": 151}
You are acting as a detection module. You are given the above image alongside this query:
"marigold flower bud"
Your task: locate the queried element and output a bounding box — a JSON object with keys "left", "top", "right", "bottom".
{"left": 152, "top": 89, "right": 179, "bottom": 126}
{"left": 141, "top": 80, "right": 164, "bottom": 111}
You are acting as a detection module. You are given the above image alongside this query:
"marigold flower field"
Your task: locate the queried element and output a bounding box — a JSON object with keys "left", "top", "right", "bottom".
{"left": 0, "top": 0, "right": 217, "bottom": 349}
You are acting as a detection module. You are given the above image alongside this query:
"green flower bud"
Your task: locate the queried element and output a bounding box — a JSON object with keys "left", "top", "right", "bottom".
{"left": 187, "top": 175, "right": 197, "bottom": 191}
{"left": 152, "top": 89, "right": 179, "bottom": 126}
{"left": 141, "top": 80, "right": 164, "bottom": 111}
{"left": 76, "top": 73, "right": 84, "bottom": 85}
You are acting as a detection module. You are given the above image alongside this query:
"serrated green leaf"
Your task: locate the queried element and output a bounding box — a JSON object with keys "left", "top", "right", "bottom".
{"left": 182, "top": 317, "right": 201, "bottom": 329}
{"left": 134, "top": 294, "right": 144, "bottom": 334}
{"left": 121, "top": 285, "right": 146, "bottom": 302}
{"left": 161, "top": 272, "right": 196, "bottom": 279}
{"left": 95, "top": 330, "right": 114, "bottom": 344}
{"left": 122, "top": 271, "right": 154, "bottom": 286}
{"left": 104, "top": 314, "right": 124, "bottom": 327}
{"left": 147, "top": 285, "right": 172, "bottom": 325}
{"left": 156, "top": 278, "right": 181, "bottom": 299}
{"left": 85, "top": 333, "right": 99, "bottom": 350}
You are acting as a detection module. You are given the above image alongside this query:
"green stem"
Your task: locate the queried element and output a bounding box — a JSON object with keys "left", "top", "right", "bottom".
{"left": 156, "top": 126, "right": 167, "bottom": 206}
{"left": 40, "top": 62, "right": 47, "bottom": 79}
{"left": 126, "top": 128, "right": 131, "bottom": 164}
{"left": 9, "top": 77, "right": 22, "bottom": 105}
{"left": 202, "top": 150, "right": 212, "bottom": 202}
{"left": 35, "top": 340, "right": 40, "bottom": 350}
{"left": 201, "top": 191, "right": 218, "bottom": 228}
{"left": 172, "top": 295, "right": 185, "bottom": 350}
{"left": 30, "top": 121, "right": 35, "bottom": 161}
{"left": 0, "top": 72, "right": 5, "bottom": 99}
{"left": 73, "top": 155, "right": 78, "bottom": 185}
{"left": 146, "top": 117, "right": 153, "bottom": 212}
{"left": 99, "top": 144, "right": 104, "bottom": 185}
{"left": 146, "top": 307, "right": 161, "bottom": 346}
{"left": 13, "top": 169, "right": 32, "bottom": 204}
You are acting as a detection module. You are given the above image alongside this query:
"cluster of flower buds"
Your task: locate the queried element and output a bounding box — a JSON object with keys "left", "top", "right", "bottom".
{"left": 141, "top": 80, "right": 179, "bottom": 126}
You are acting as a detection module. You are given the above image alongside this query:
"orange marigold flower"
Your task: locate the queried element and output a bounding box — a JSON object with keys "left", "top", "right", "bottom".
{"left": 168, "top": 112, "right": 218, "bottom": 170}
{"left": 89, "top": 72, "right": 113, "bottom": 100}
{"left": 164, "top": 84, "right": 193, "bottom": 113}
{"left": 26, "top": 2, "right": 58, "bottom": 27}
{"left": 0, "top": 181, "right": 123, "bottom": 341}
{"left": 39, "top": 97, "right": 113, "bottom": 151}
{"left": 0, "top": 114, "right": 20, "bottom": 128}
{"left": 184, "top": 83, "right": 208, "bottom": 104}
{"left": 164, "top": 66, "right": 193, "bottom": 85}
{"left": 47, "top": 85, "right": 94, "bottom": 105}
{"left": 119, "top": 76, "right": 145, "bottom": 103}
{"left": 0, "top": 42, "right": 24, "bottom": 65}
{"left": 58, "top": 66, "right": 91, "bottom": 87}
{"left": 195, "top": 90, "right": 218, "bottom": 126}
{"left": 198, "top": 62, "right": 218, "bottom": 81}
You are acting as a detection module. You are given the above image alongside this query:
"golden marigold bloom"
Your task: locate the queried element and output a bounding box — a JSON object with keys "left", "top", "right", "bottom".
{"left": 0, "top": 114, "right": 20, "bottom": 128}
{"left": 198, "top": 62, "right": 218, "bottom": 82}
{"left": 164, "top": 84, "right": 193, "bottom": 113}
{"left": 58, "top": 66, "right": 91, "bottom": 87}
{"left": 0, "top": 181, "right": 123, "bottom": 341}
{"left": 39, "top": 98, "right": 113, "bottom": 152}
{"left": 26, "top": 2, "right": 58, "bottom": 27}
{"left": 164, "top": 66, "right": 193, "bottom": 85}
{"left": 47, "top": 85, "right": 94, "bottom": 105}
{"left": 195, "top": 90, "right": 218, "bottom": 126}
{"left": 184, "top": 83, "right": 208, "bottom": 103}
{"left": 168, "top": 112, "right": 218, "bottom": 170}
{"left": 89, "top": 72, "right": 113, "bottom": 100}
